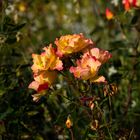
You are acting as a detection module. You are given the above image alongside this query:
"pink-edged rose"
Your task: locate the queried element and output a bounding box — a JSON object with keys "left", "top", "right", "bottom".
{"left": 70, "top": 51, "right": 106, "bottom": 83}
{"left": 86, "top": 48, "right": 112, "bottom": 64}
{"left": 28, "top": 71, "right": 57, "bottom": 92}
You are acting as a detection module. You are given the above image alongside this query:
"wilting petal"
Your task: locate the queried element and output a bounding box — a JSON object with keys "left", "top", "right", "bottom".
{"left": 32, "top": 92, "right": 46, "bottom": 102}
{"left": 90, "top": 76, "right": 106, "bottom": 83}
{"left": 32, "top": 94, "right": 41, "bottom": 102}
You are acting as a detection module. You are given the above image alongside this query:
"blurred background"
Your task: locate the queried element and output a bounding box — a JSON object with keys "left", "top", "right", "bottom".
{"left": 0, "top": 0, "right": 140, "bottom": 139}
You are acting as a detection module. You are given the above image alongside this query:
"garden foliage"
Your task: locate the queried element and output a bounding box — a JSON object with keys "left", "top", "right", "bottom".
{"left": 0, "top": 0, "right": 140, "bottom": 139}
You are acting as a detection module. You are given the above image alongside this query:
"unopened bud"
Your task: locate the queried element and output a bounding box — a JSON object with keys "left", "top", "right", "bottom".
{"left": 89, "top": 101, "right": 95, "bottom": 110}
{"left": 90, "top": 120, "right": 99, "bottom": 131}
{"left": 66, "top": 116, "right": 73, "bottom": 129}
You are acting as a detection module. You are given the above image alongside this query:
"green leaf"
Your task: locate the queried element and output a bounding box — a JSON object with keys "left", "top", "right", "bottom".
{"left": 0, "top": 108, "right": 14, "bottom": 120}
{"left": 11, "top": 23, "right": 26, "bottom": 32}
{"left": 0, "top": 90, "right": 5, "bottom": 97}
{"left": 83, "top": 127, "right": 89, "bottom": 140}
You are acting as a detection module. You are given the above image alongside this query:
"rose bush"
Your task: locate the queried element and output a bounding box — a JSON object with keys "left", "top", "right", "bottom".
{"left": 29, "top": 34, "right": 111, "bottom": 102}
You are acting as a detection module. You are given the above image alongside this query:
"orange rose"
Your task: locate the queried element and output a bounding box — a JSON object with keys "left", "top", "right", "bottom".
{"left": 86, "top": 48, "right": 112, "bottom": 64}
{"left": 31, "top": 44, "right": 63, "bottom": 74}
{"left": 55, "top": 33, "right": 93, "bottom": 57}
{"left": 28, "top": 71, "right": 57, "bottom": 92}
{"left": 105, "top": 8, "right": 114, "bottom": 20}
{"left": 70, "top": 51, "right": 106, "bottom": 83}
{"left": 70, "top": 48, "right": 111, "bottom": 83}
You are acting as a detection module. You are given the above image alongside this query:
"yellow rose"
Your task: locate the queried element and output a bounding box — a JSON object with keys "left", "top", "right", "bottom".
{"left": 55, "top": 33, "right": 93, "bottom": 57}
{"left": 31, "top": 44, "right": 63, "bottom": 74}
